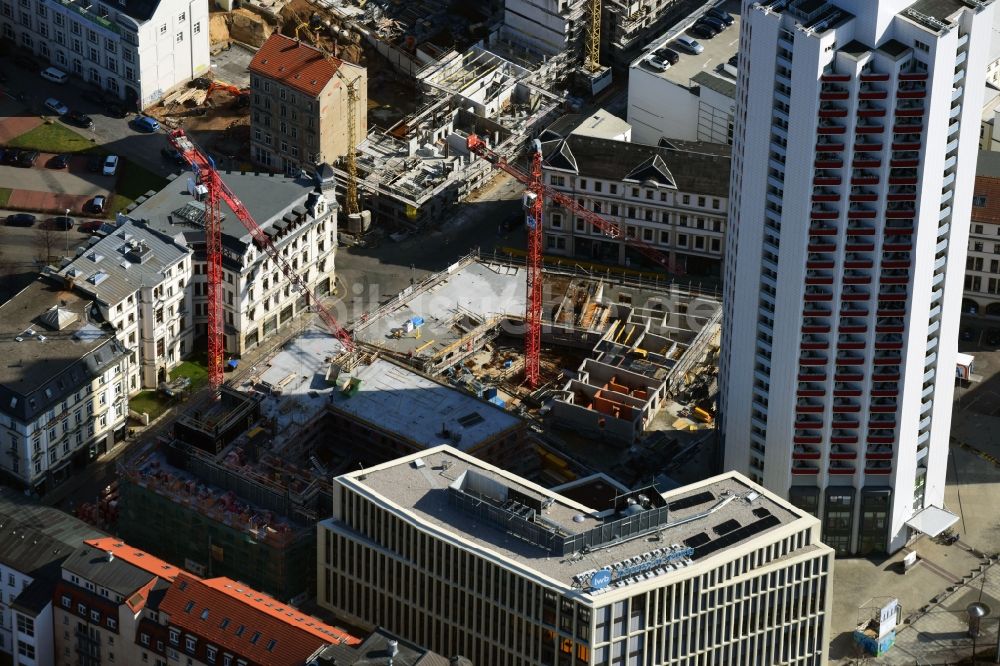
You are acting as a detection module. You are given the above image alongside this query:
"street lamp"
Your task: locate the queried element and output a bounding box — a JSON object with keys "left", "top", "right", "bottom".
{"left": 65, "top": 208, "right": 70, "bottom": 251}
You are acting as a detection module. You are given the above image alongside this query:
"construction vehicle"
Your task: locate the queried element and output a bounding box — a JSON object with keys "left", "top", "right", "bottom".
{"left": 204, "top": 81, "right": 250, "bottom": 107}
{"left": 168, "top": 129, "right": 353, "bottom": 391}
{"left": 466, "top": 134, "right": 683, "bottom": 387}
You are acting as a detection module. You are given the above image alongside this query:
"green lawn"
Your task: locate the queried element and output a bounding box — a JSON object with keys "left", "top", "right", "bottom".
{"left": 0, "top": 187, "right": 11, "bottom": 207}
{"left": 170, "top": 360, "right": 209, "bottom": 391}
{"left": 129, "top": 390, "right": 170, "bottom": 421}
{"left": 7, "top": 122, "right": 96, "bottom": 153}
{"left": 110, "top": 160, "right": 168, "bottom": 214}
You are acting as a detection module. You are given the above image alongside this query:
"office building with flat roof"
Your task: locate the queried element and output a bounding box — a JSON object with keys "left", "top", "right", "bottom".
{"left": 317, "top": 445, "right": 834, "bottom": 666}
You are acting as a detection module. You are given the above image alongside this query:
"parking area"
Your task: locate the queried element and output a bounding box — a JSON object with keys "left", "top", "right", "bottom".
{"left": 0, "top": 152, "right": 112, "bottom": 214}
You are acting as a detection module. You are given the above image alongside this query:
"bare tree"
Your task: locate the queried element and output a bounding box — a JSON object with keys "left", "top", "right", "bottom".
{"left": 34, "top": 225, "right": 58, "bottom": 263}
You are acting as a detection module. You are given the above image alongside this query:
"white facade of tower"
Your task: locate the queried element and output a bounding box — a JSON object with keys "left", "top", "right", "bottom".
{"left": 720, "top": 0, "right": 994, "bottom": 556}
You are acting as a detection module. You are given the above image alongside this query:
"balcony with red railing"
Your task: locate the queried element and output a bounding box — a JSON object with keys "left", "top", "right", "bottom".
{"left": 847, "top": 205, "right": 877, "bottom": 219}
{"left": 804, "top": 306, "right": 833, "bottom": 317}
{"left": 836, "top": 352, "right": 865, "bottom": 366}
{"left": 815, "top": 156, "right": 844, "bottom": 169}
{"left": 886, "top": 208, "right": 915, "bottom": 219}
{"left": 882, "top": 253, "right": 911, "bottom": 269}
{"left": 795, "top": 417, "right": 824, "bottom": 430}
{"left": 886, "top": 222, "right": 914, "bottom": 235}
{"left": 800, "top": 334, "right": 830, "bottom": 350}
{"left": 818, "top": 120, "right": 847, "bottom": 135}
{"left": 875, "top": 321, "right": 904, "bottom": 334}
{"left": 797, "top": 398, "right": 825, "bottom": 414}
{"left": 832, "top": 418, "right": 861, "bottom": 430}
{"left": 830, "top": 444, "right": 858, "bottom": 459}
{"left": 809, "top": 222, "right": 838, "bottom": 236}
{"left": 792, "top": 462, "right": 821, "bottom": 475}
{"left": 807, "top": 256, "right": 836, "bottom": 270}
{"left": 820, "top": 84, "right": 849, "bottom": 100}
{"left": 897, "top": 89, "right": 926, "bottom": 99}
{"left": 851, "top": 170, "right": 880, "bottom": 185}
{"left": 851, "top": 155, "right": 881, "bottom": 168}
{"left": 820, "top": 102, "right": 849, "bottom": 118}
{"left": 793, "top": 445, "right": 822, "bottom": 460}
{"left": 812, "top": 191, "right": 841, "bottom": 203}
{"left": 798, "top": 371, "right": 827, "bottom": 382}
{"left": 871, "top": 381, "right": 899, "bottom": 397}
{"left": 861, "top": 72, "right": 890, "bottom": 82}
{"left": 865, "top": 461, "right": 893, "bottom": 475}
{"left": 797, "top": 384, "right": 826, "bottom": 397}
{"left": 859, "top": 84, "right": 887, "bottom": 100}
{"left": 846, "top": 241, "right": 875, "bottom": 252}
{"left": 837, "top": 335, "right": 866, "bottom": 350}
{"left": 865, "top": 444, "right": 894, "bottom": 460}
{"left": 805, "top": 289, "right": 833, "bottom": 303}
{"left": 877, "top": 305, "right": 906, "bottom": 318}
{"left": 892, "top": 135, "right": 922, "bottom": 150}
{"left": 835, "top": 371, "right": 864, "bottom": 382}
{"left": 840, "top": 306, "right": 869, "bottom": 317}
{"left": 799, "top": 351, "right": 828, "bottom": 366}
{"left": 855, "top": 123, "right": 884, "bottom": 135}
{"left": 814, "top": 172, "right": 842, "bottom": 185}
{"left": 834, "top": 383, "right": 862, "bottom": 397}
{"left": 844, "top": 254, "right": 874, "bottom": 269}
{"left": 868, "top": 434, "right": 896, "bottom": 445}
{"left": 829, "top": 461, "right": 856, "bottom": 475}
{"left": 806, "top": 273, "right": 834, "bottom": 285}
{"left": 843, "top": 270, "right": 872, "bottom": 285}
{"left": 854, "top": 141, "right": 882, "bottom": 152}
{"left": 841, "top": 286, "right": 870, "bottom": 302}
{"left": 870, "top": 398, "right": 898, "bottom": 413}
{"left": 839, "top": 318, "right": 868, "bottom": 333}
{"left": 878, "top": 292, "right": 908, "bottom": 303}
{"left": 808, "top": 241, "right": 838, "bottom": 253}
{"left": 857, "top": 100, "right": 887, "bottom": 117}
{"left": 874, "top": 352, "right": 902, "bottom": 366}
{"left": 802, "top": 318, "right": 831, "bottom": 333}
{"left": 873, "top": 369, "right": 900, "bottom": 381}
{"left": 822, "top": 72, "right": 852, "bottom": 82}
{"left": 832, "top": 397, "right": 861, "bottom": 412}
{"left": 850, "top": 190, "right": 878, "bottom": 202}
{"left": 884, "top": 240, "right": 913, "bottom": 252}
{"left": 811, "top": 205, "right": 839, "bottom": 220}
{"left": 875, "top": 337, "right": 903, "bottom": 350}
{"left": 831, "top": 432, "right": 859, "bottom": 444}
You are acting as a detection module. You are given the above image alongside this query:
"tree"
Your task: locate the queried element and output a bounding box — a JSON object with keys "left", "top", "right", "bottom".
{"left": 34, "top": 225, "right": 58, "bottom": 263}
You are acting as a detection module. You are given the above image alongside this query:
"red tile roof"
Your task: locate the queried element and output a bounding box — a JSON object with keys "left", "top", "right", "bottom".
{"left": 972, "top": 175, "right": 1000, "bottom": 225}
{"left": 161, "top": 574, "right": 360, "bottom": 665}
{"left": 249, "top": 33, "right": 343, "bottom": 98}
{"left": 85, "top": 538, "right": 185, "bottom": 583}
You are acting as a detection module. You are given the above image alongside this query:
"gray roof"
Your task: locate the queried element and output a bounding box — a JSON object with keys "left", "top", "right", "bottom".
{"left": 691, "top": 71, "right": 736, "bottom": 98}
{"left": 61, "top": 544, "right": 160, "bottom": 597}
{"left": 13, "top": 572, "right": 60, "bottom": 614}
{"left": 0, "top": 490, "right": 104, "bottom": 576}
{"left": 129, "top": 171, "right": 329, "bottom": 249}
{"left": 0, "top": 278, "right": 129, "bottom": 422}
{"left": 540, "top": 133, "right": 731, "bottom": 197}
{"left": 979, "top": 150, "right": 1000, "bottom": 178}
{"left": 313, "top": 629, "right": 450, "bottom": 666}
{"left": 59, "top": 219, "right": 191, "bottom": 307}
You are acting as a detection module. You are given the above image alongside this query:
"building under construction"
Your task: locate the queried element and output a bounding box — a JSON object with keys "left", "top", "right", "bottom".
{"left": 328, "top": 44, "right": 562, "bottom": 230}
{"left": 352, "top": 253, "right": 721, "bottom": 442}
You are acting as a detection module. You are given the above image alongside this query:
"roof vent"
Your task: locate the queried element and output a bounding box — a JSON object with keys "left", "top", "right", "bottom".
{"left": 106, "top": 551, "right": 114, "bottom": 562}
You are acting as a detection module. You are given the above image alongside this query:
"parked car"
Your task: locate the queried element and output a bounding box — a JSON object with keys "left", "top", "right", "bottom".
{"left": 160, "top": 147, "right": 187, "bottom": 166}
{"left": 87, "top": 154, "right": 104, "bottom": 173}
{"left": 698, "top": 15, "right": 728, "bottom": 32}
{"left": 44, "top": 97, "right": 69, "bottom": 116}
{"left": 131, "top": 115, "right": 160, "bottom": 132}
{"left": 5, "top": 213, "right": 36, "bottom": 227}
{"left": 102, "top": 155, "right": 119, "bottom": 176}
{"left": 728, "top": 53, "right": 740, "bottom": 68}
{"left": 657, "top": 48, "right": 681, "bottom": 65}
{"left": 674, "top": 35, "right": 704, "bottom": 55}
{"left": 5, "top": 148, "right": 21, "bottom": 165}
{"left": 104, "top": 103, "right": 128, "bottom": 119}
{"left": 64, "top": 110, "right": 94, "bottom": 128}
{"left": 78, "top": 220, "right": 105, "bottom": 234}
{"left": 645, "top": 55, "right": 669, "bottom": 72}
{"left": 88, "top": 195, "right": 106, "bottom": 214}
{"left": 707, "top": 6, "right": 734, "bottom": 26}
{"left": 988, "top": 329, "right": 1000, "bottom": 346}
{"left": 689, "top": 22, "right": 718, "bottom": 39}
{"left": 49, "top": 154, "right": 70, "bottom": 169}
{"left": 18, "top": 150, "right": 40, "bottom": 167}
{"left": 39, "top": 66, "right": 67, "bottom": 83}
{"left": 50, "top": 216, "right": 74, "bottom": 230}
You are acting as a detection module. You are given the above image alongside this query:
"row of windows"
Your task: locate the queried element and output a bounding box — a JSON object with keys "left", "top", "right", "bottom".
{"left": 547, "top": 174, "right": 724, "bottom": 211}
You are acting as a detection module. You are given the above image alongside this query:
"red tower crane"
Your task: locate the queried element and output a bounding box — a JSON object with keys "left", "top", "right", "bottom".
{"left": 466, "top": 134, "right": 684, "bottom": 387}
{"left": 168, "top": 129, "right": 354, "bottom": 391}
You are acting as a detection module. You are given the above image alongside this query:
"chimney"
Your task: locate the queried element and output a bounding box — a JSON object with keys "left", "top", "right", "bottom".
{"left": 106, "top": 551, "right": 114, "bottom": 562}
{"left": 387, "top": 639, "right": 398, "bottom": 666}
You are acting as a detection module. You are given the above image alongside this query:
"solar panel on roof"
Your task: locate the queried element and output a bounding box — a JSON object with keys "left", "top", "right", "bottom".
{"left": 752, "top": 507, "right": 772, "bottom": 518}
{"left": 684, "top": 532, "right": 710, "bottom": 548}
{"left": 668, "top": 491, "right": 715, "bottom": 511}
{"left": 712, "top": 519, "right": 741, "bottom": 536}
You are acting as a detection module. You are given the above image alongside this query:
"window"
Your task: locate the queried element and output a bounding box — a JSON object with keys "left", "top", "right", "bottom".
{"left": 176, "top": 31, "right": 183, "bottom": 42}
{"left": 90, "top": 610, "right": 100, "bottom": 623}
{"left": 16, "top": 615, "right": 34, "bottom": 637}
{"left": 207, "top": 645, "right": 217, "bottom": 663}
{"left": 973, "top": 194, "right": 987, "bottom": 207}
{"left": 61, "top": 596, "right": 70, "bottom": 609}
{"left": 235, "top": 625, "right": 245, "bottom": 637}
{"left": 178, "top": 10, "right": 185, "bottom": 20}
{"left": 193, "top": 21, "right": 200, "bottom": 34}
{"left": 160, "top": 23, "right": 166, "bottom": 34}
{"left": 169, "top": 629, "right": 179, "bottom": 645}
{"left": 78, "top": 603, "right": 86, "bottom": 615}
{"left": 141, "top": 633, "right": 150, "bottom": 646}
{"left": 17, "top": 641, "right": 34, "bottom": 659}
{"left": 185, "top": 635, "right": 196, "bottom": 652}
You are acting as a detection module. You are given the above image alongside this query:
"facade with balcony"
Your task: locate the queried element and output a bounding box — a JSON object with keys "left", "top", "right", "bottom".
{"left": 720, "top": 0, "right": 992, "bottom": 555}
{"left": 0, "top": 0, "right": 208, "bottom": 108}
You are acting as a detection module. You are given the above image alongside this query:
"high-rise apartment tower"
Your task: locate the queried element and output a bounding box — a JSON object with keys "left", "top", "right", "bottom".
{"left": 720, "top": 0, "right": 994, "bottom": 555}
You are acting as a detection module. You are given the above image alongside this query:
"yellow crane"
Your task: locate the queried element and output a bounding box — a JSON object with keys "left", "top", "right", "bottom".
{"left": 585, "top": 0, "right": 601, "bottom": 73}
{"left": 293, "top": 19, "right": 361, "bottom": 216}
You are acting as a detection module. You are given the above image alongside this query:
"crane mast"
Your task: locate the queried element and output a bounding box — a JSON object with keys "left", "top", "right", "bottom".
{"left": 466, "top": 133, "right": 684, "bottom": 388}
{"left": 169, "top": 129, "right": 354, "bottom": 392}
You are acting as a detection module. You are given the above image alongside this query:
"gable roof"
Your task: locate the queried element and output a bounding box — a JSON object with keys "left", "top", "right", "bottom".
{"left": 0, "top": 491, "right": 103, "bottom": 575}
{"left": 85, "top": 538, "right": 184, "bottom": 582}
{"left": 161, "top": 574, "right": 360, "bottom": 665}
{"left": 540, "top": 133, "right": 730, "bottom": 197}
{"left": 249, "top": 34, "right": 343, "bottom": 98}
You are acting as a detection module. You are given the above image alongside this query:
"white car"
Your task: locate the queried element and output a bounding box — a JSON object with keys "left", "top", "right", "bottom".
{"left": 44, "top": 98, "right": 69, "bottom": 116}
{"left": 646, "top": 56, "right": 669, "bottom": 72}
{"left": 40, "top": 67, "right": 68, "bottom": 84}
{"left": 102, "top": 155, "right": 119, "bottom": 176}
